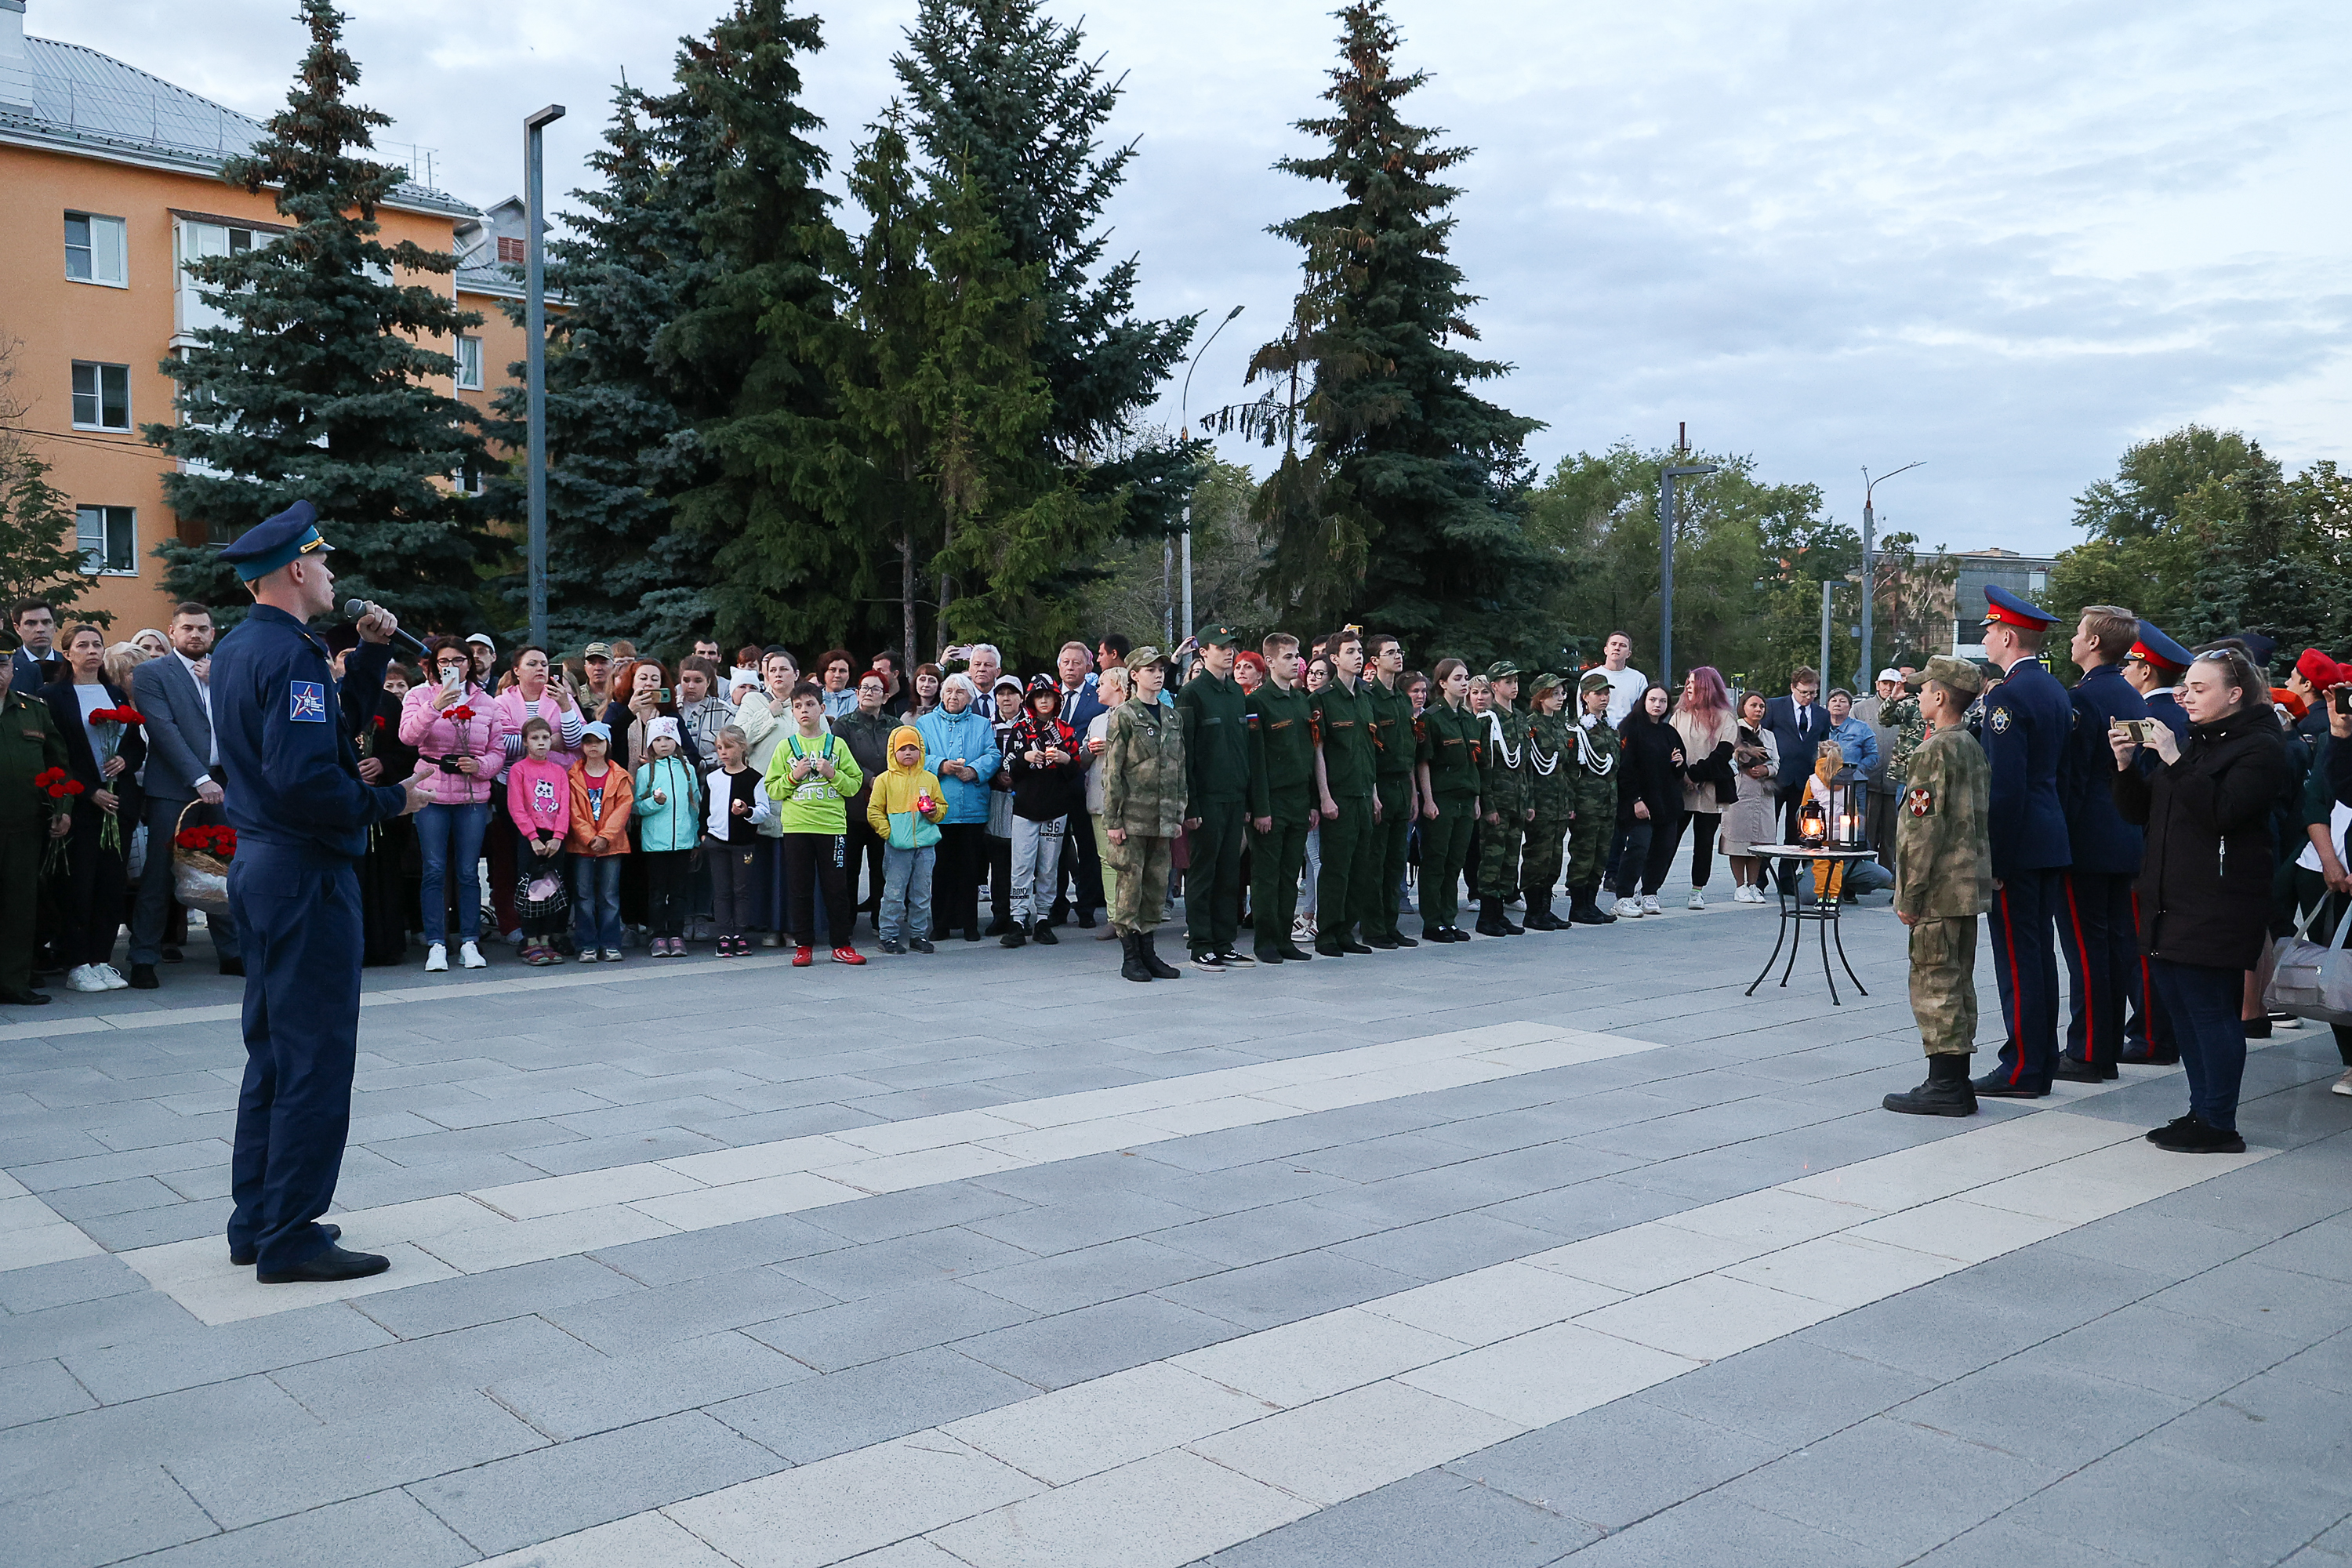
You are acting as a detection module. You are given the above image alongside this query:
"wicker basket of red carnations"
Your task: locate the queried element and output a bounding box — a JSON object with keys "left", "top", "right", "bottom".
{"left": 172, "top": 803, "right": 237, "bottom": 912}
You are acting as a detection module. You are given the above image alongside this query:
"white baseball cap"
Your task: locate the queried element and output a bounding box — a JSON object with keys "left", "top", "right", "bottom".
{"left": 1875, "top": 667, "right": 1903, "bottom": 683}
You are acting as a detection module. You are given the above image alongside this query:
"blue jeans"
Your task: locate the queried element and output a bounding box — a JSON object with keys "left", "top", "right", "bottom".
{"left": 572, "top": 855, "right": 623, "bottom": 952}
{"left": 2149, "top": 957, "right": 2246, "bottom": 1131}
{"left": 881, "top": 844, "right": 935, "bottom": 946}
{"left": 414, "top": 801, "right": 489, "bottom": 946}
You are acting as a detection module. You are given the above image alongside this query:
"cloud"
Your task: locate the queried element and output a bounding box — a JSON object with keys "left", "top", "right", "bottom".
{"left": 27, "top": 0, "right": 2350, "bottom": 558}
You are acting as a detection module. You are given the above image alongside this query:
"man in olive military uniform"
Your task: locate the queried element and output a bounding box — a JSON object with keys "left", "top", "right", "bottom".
{"left": 1247, "top": 633, "right": 1316, "bottom": 963}
{"left": 1519, "top": 673, "right": 1575, "bottom": 929}
{"left": 1177, "top": 625, "right": 1254, "bottom": 971}
{"left": 1563, "top": 671, "right": 1621, "bottom": 924}
{"left": 1362, "top": 633, "right": 1419, "bottom": 949}
{"left": 1311, "top": 627, "right": 1381, "bottom": 956}
{"left": 1475, "top": 660, "right": 1530, "bottom": 935}
{"left": 1102, "top": 646, "right": 1187, "bottom": 980}
{"left": 1883, "top": 655, "right": 1994, "bottom": 1116}
{"left": 1414, "top": 658, "right": 1483, "bottom": 941}
{"left": 0, "top": 684, "right": 72, "bottom": 1004}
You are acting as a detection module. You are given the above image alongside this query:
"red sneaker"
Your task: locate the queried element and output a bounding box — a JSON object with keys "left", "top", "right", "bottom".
{"left": 793, "top": 946, "right": 813, "bottom": 967}
{"left": 832, "top": 946, "right": 866, "bottom": 966}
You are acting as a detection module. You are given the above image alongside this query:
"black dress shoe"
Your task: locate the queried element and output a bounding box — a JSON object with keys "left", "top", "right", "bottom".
{"left": 1390, "top": 934, "right": 1418, "bottom": 949}
{"left": 0, "top": 986, "right": 52, "bottom": 1005}
{"left": 218, "top": 957, "right": 245, "bottom": 978}
{"left": 1364, "top": 935, "right": 1399, "bottom": 950}
{"left": 1280, "top": 942, "right": 1314, "bottom": 961}
{"left": 129, "top": 963, "right": 160, "bottom": 990}
{"left": 162, "top": 946, "right": 183, "bottom": 963}
{"left": 231, "top": 1223, "right": 339, "bottom": 1267}
{"left": 2146, "top": 1115, "right": 2246, "bottom": 1154}
{"left": 256, "top": 1240, "right": 384, "bottom": 1284}
{"left": 1341, "top": 939, "right": 1374, "bottom": 955}
{"left": 2052, "top": 1054, "right": 2107, "bottom": 1083}
{"left": 1253, "top": 946, "right": 1285, "bottom": 964}
{"left": 1972, "top": 1072, "right": 2047, "bottom": 1099}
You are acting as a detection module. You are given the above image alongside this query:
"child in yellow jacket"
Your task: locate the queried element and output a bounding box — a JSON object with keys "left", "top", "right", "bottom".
{"left": 867, "top": 724, "right": 947, "bottom": 953}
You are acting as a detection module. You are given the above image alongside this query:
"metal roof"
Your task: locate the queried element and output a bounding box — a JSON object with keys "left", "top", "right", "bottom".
{"left": 0, "top": 35, "right": 476, "bottom": 218}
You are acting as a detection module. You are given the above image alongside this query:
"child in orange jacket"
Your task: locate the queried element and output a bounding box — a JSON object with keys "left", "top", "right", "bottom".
{"left": 567, "top": 721, "right": 635, "bottom": 960}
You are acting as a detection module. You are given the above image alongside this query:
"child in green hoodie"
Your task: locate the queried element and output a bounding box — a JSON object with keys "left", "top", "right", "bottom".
{"left": 866, "top": 724, "right": 948, "bottom": 953}
{"left": 763, "top": 681, "right": 866, "bottom": 965}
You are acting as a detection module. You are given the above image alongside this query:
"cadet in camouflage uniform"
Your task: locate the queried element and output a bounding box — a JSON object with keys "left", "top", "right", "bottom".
{"left": 1475, "top": 660, "right": 1530, "bottom": 936}
{"left": 1247, "top": 633, "right": 1317, "bottom": 964}
{"left": 1565, "top": 671, "right": 1621, "bottom": 924}
{"left": 1882, "top": 655, "right": 1994, "bottom": 1117}
{"left": 1101, "top": 647, "right": 1187, "bottom": 982}
{"left": 1414, "top": 658, "right": 1483, "bottom": 941}
{"left": 1, "top": 683, "right": 72, "bottom": 1004}
{"left": 1311, "top": 628, "right": 1381, "bottom": 956}
{"left": 1519, "top": 673, "right": 1574, "bottom": 929}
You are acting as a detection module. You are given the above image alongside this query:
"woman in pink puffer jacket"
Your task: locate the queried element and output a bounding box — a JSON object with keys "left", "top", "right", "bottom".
{"left": 398, "top": 636, "right": 511, "bottom": 968}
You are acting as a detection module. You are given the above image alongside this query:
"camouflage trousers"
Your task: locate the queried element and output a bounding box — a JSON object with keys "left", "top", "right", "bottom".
{"left": 1477, "top": 812, "right": 1525, "bottom": 905}
{"left": 1909, "top": 915, "right": 1979, "bottom": 1056}
{"left": 1521, "top": 811, "right": 1569, "bottom": 895}
{"left": 1565, "top": 775, "right": 1615, "bottom": 891}
{"left": 1105, "top": 833, "right": 1174, "bottom": 935}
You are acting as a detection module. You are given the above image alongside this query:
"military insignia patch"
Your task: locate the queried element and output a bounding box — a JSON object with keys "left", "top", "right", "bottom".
{"left": 289, "top": 681, "right": 328, "bottom": 723}
{"left": 1988, "top": 707, "right": 2011, "bottom": 735}
{"left": 1907, "top": 785, "right": 1934, "bottom": 817}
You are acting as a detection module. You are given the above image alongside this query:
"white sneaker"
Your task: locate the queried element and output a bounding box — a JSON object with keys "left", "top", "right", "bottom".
{"left": 579, "top": 949, "right": 598, "bottom": 963}
{"left": 1748, "top": 884, "right": 1769, "bottom": 903}
{"left": 2333, "top": 1069, "right": 2352, "bottom": 1098}
{"left": 1642, "top": 895, "right": 1662, "bottom": 916}
{"left": 424, "top": 943, "right": 448, "bottom": 973}
{"left": 1687, "top": 891, "right": 1706, "bottom": 911}
{"left": 96, "top": 964, "right": 129, "bottom": 989}
{"left": 459, "top": 941, "right": 486, "bottom": 970}
{"left": 602, "top": 948, "right": 624, "bottom": 962}
{"left": 1611, "top": 897, "right": 1643, "bottom": 919}
{"left": 66, "top": 964, "right": 108, "bottom": 993}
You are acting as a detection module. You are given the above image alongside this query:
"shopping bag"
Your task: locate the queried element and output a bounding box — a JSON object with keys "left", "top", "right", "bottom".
{"left": 2262, "top": 898, "right": 2352, "bottom": 1026}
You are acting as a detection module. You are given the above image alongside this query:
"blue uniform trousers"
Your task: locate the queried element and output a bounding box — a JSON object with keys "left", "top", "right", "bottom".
{"left": 2057, "top": 869, "right": 2136, "bottom": 1069}
{"left": 2120, "top": 887, "right": 2174, "bottom": 1062}
{"left": 225, "top": 840, "right": 363, "bottom": 1273}
{"left": 1987, "top": 869, "right": 2063, "bottom": 1091}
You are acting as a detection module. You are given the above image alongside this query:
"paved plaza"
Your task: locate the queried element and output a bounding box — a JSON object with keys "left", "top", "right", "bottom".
{"left": 4, "top": 869, "right": 2350, "bottom": 1568}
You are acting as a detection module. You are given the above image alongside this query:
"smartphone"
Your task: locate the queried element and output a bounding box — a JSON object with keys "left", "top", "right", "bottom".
{"left": 2336, "top": 688, "right": 2352, "bottom": 716}
{"left": 442, "top": 665, "right": 462, "bottom": 691}
{"left": 2114, "top": 718, "right": 2157, "bottom": 744}
{"left": 658, "top": 688, "right": 673, "bottom": 706}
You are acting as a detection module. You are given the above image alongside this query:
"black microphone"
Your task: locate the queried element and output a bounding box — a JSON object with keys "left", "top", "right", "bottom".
{"left": 343, "top": 598, "right": 432, "bottom": 659}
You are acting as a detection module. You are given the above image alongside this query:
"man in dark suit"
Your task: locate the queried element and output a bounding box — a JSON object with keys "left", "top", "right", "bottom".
{"left": 1762, "top": 666, "right": 1830, "bottom": 890}
{"left": 2054, "top": 604, "right": 2150, "bottom": 1082}
{"left": 1975, "top": 586, "right": 2074, "bottom": 1098}
{"left": 2116, "top": 621, "right": 2193, "bottom": 1063}
{"left": 9, "top": 598, "right": 58, "bottom": 695}
{"left": 129, "top": 602, "right": 241, "bottom": 989}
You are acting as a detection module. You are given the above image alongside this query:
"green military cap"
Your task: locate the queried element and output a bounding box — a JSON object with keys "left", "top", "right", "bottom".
{"left": 1196, "top": 624, "right": 1240, "bottom": 648}
{"left": 1528, "top": 672, "right": 1563, "bottom": 697}
{"left": 1485, "top": 659, "right": 1522, "bottom": 681}
{"left": 1125, "top": 645, "right": 1164, "bottom": 671}
{"left": 1578, "top": 670, "right": 1612, "bottom": 695}
{"left": 1905, "top": 654, "right": 1984, "bottom": 696}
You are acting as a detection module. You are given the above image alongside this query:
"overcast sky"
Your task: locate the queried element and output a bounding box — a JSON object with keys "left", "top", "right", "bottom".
{"left": 32, "top": 0, "right": 2352, "bottom": 556}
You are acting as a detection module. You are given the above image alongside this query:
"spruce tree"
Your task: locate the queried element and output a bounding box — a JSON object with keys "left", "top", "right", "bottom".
{"left": 1231, "top": 0, "right": 1550, "bottom": 663}
{"left": 144, "top": 0, "right": 485, "bottom": 626}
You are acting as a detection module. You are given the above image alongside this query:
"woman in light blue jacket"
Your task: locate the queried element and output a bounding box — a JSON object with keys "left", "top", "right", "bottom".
{"left": 632, "top": 717, "right": 704, "bottom": 955}
{"left": 1825, "top": 688, "right": 1880, "bottom": 777}
{"left": 916, "top": 674, "right": 1004, "bottom": 942}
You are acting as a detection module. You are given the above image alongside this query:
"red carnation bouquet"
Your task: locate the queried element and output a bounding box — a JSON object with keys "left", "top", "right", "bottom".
{"left": 85, "top": 704, "right": 144, "bottom": 851}
{"left": 175, "top": 824, "right": 238, "bottom": 859}
{"left": 33, "top": 767, "right": 80, "bottom": 873}
{"left": 171, "top": 809, "right": 235, "bottom": 913}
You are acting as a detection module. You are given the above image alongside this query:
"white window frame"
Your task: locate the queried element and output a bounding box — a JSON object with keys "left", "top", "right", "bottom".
{"left": 75, "top": 506, "right": 138, "bottom": 576}
{"left": 455, "top": 332, "right": 485, "bottom": 390}
{"left": 71, "top": 361, "right": 132, "bottom": 431}
{"left": 65, "top": 212, "right": 129, "bottom": 288}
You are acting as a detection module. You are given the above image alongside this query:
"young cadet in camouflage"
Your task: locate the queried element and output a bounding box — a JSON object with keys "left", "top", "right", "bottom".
{"left": 1175, "top": 625, "right": 1252, "bottom": 970}
{"left": 1101, "top": 647, "right": 1188, "bottom": 982}
{"left": 1414, "top": 658, "right": 1483, "bottom": 941}
{"left": 0, "top": 684, "right": 71, "bottom": 1004}
{"left": 1883, "top": 655, "right": 1994, "bottom": 1117}
{"left": 1566, "top": 671, "right": 1621, "bottom": 924}
{"left": 1311, "top": 628, "right": 1381, "bottom": 956}
{"left": 1519, "top": 673, "right": 1574, "bottom": 929}
{"left": 1475, "top": 661, "right": 1531, "bottom": 936}
{"left": 1247, "top": 633, "right": 1317, "bottom": 964}
{"left": 1362, "top": 634, "right": 1419, "bottom": 949}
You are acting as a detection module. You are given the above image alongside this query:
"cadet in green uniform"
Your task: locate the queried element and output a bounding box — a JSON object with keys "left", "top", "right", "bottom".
{"left": 1520, "top": 673, "right": 1573, "bottom": 930}
{"left": 1311, "top": 627, "right": 1381, "bottom": 956}
{"left": 1363, "top": 633, "right": 1418, "bottom": 949}
{"left": 1176, "top": 625, "right": 1253, "bottom": 971}
{"left": 1414, "top": 658, "right": 1483, "bottom": 941}
{"left": 1475, "top": 660, "right": 1530, "bottom": 936}
{"left": 0, "top": 685, "right": 72, "bottom": 1004}
{"left": 1101, "top": 647, "right": 1187, "bottom": 982}
{"left": 1883, "top": 655, "right": 1994, "bottom": 1116}
{"left": 1566, "top": 671, "right": 1620, "bottom": 924}
{"left": 1247, "top": 633, "right": 1316, "bottom": 964}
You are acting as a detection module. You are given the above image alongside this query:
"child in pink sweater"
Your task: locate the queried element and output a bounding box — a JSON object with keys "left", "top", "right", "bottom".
{"left": 505, "top": 717, "right": 573, "bottom": 964}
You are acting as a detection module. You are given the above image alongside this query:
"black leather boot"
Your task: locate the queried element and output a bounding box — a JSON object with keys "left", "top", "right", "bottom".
{"left": 1475, "top": 900, "right": 1510, "bottom": 937}
{"left": 1883, "top": 1054, "right": 1978, "bottom": 1117}
{"left": 1569, "top": 887, "right": 1616, "bottom": 925}
{"left": 1141, "top": 931, "right": 1181, "bottom": 978}
{"left": 1120, "top": 932, "right": 1152, "bottom": 982}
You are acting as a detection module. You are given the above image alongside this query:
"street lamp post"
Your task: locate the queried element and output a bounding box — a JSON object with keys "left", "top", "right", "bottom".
{"left": 523, "top": 103, "right": 565, "bottom": 650}
{"left": 1176, "top": 305, "right": 1246, "bottom": 645}
{"left": 1858, "top": 459, "right": 1922, "bottom": 689}
{"left": 1658, "top": 462, "right": 1719, "bottom": 684}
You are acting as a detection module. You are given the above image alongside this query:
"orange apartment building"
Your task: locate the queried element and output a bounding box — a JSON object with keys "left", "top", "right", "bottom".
{"left": 0, "top": 0, "right": 537, "bottom": 631}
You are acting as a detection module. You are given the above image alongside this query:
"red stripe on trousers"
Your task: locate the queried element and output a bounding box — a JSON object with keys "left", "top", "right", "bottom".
{"left": 2132, "top": 887, "right": 2156, "bottom": 1050}
{"left": 1997, "top": 884, "right": 2027, "bottom": 1084}
{"left": 2063, "top": 877, "right": 2093, "bottom": 1064}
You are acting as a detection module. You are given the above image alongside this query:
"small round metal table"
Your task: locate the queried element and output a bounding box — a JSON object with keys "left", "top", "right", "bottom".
{"left": 1744, "top": 844, "right": 1876, "bottom": 1005}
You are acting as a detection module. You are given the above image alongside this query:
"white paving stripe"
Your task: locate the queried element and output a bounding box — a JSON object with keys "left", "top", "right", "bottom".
{"left": 103, "top": 1020, "right": 1685, "bottom": 1323}
{"left": 475, "top": 1105, "right": 2270, "bottom": 1568}
{"left": 0, "top": 1167, "right": 104, "bottom": 1272}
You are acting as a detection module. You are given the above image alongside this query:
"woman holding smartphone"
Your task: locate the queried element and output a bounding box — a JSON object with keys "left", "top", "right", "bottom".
{"left": 401, "top": 637, "right": 508, "bottom": 971}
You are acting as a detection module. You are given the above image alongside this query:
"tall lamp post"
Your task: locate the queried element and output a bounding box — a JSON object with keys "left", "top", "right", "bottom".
{"left": 523, "top": 103, "right": 564, "bottom": 649}
{"left": 1858, "top": 459, "right": 1922, "bottom": 688}
{"left": 1657, "top": 461, "right": 1719, "bottom": 684}
{"left": 1173, "top": 305, "right": 1245, "bottom": 645}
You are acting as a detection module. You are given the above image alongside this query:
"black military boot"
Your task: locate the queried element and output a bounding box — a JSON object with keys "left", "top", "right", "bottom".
{"left": 1569, "top": 887, "right": 1616, "bottom": 925}
{"left": 1523, "top": 891, "right": 1564, "bottom": 931}
{"left": 1141, "top": 931, "right": 1181, "bottom": 978}
{"left": 1497, "top": 899, "right": 1525, "bottom": 935}
{"left": 1475, "top": 900, "right": 1510, "bottom": 937}
{"left": 1883, "top": 1054, "right": 1978, "bottom": 1117}
{"left": 1120, "top": 932, "right": 1153, "bottom": 982}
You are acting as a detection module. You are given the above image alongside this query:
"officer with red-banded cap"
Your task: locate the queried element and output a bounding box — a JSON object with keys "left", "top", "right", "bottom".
{"left": 2121, "top": 621, "right": 2194, "bottom": 746}
{"left": 1974, "top": 585, "right": 2073, "bottom": 1098}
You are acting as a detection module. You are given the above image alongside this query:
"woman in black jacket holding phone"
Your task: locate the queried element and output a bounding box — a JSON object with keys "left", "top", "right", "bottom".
{"left": 1610, "top": 683, "right": 1686, "bottom": 917}
{"left": 2110, "top": 644, "right": 2290, "bottom": 1153}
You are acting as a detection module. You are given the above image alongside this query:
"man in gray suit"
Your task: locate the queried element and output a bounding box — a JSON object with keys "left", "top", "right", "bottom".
{"left": 129, "top": 602, "right": 241, "bottom": 988}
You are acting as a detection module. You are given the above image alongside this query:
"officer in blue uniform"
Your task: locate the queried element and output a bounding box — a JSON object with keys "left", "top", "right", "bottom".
{"left": 213, "top": 502, "right": 426, "bottom": 1283}
{"left": 2053, "top": 605, "right": 2150, "bottom": 1082}
{"left": 2115, "top": 621, "right": 2194, "bottom": 1064}
{"left": 1973, "top": 586, "right": 2073, "bottom": 1098}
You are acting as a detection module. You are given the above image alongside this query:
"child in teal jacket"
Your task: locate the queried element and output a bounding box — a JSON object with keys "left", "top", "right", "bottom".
{"left": 633, "top": 717, "right": 703, "bottom": 956}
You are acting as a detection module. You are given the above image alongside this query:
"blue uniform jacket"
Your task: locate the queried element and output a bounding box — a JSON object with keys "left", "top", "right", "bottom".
{"left": 1981, "top": 656, "right": 2071, "bottom": 878}
{"left": 2145, "top": 691, "right": 2189, "bottom": 745}
{"left": 2062, "top": 662, "right": 2147, "bottom": 875}
{"left": 212, "top": 605, "right": 407, "bottom": 859}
